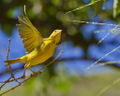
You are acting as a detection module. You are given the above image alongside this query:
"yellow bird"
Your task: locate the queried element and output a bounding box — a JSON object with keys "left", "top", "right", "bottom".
{"left": 4, "top": 6, "right": 62, "bottom": 76}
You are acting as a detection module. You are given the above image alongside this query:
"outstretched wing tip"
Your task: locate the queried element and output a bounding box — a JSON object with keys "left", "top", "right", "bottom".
{"left": 24, "top": 5, "right": 27, "bottom": 15}
{"left": 16, "top": 6, "right": 43, "bottom": 53}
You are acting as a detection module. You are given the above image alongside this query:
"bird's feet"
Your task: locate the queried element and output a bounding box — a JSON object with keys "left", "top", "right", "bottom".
{"left": 21, "top": 74, "right": 25, "bottom": 79}
{"left": 33, "top": 72, "right": 38, "bottom": 77}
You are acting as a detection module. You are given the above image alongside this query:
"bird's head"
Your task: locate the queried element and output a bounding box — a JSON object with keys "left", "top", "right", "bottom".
{"left": 49, "top": 29, "right": 62, "bottom": 44}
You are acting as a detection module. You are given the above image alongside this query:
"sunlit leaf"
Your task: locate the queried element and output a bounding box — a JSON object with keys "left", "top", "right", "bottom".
{"left": 6, "top": 8, "right": 14, "bottom": 19}
{"left": 113, "top": 0, "right": 120, "bottom": 18}
{"left": 1, "top": 23, "right": 13, "bottom": 35}
{"left": 55, "top": 80, "right": 71, "bottom": 92}
{"left": 92, "top": 0, "right": 106, "bottom": 16}
{"left": 51, "top": 0, "right": 60, "bottom": 6}
{"left": 25, "top": 77, "right": 36, "bottom": 95}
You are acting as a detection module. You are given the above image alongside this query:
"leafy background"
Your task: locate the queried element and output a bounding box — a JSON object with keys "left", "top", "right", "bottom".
{"left": 0, "top": 0, "right": 120, "bottom": 96}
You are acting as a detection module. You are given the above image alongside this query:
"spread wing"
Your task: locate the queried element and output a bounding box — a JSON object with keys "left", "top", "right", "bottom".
{"left": 16, "top": 13, "right": 43, "bottom": 53}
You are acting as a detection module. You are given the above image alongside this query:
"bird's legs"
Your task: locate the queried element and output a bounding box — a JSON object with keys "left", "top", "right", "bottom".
{"left": 22, "top": 63, "right": 38, "bottom": 78}
{"left": 21, "top": 63, "right": 29, "bottom": 78}
{"left": 28, "top": 67, "right": 38, "bottom": 77}
{"left": 21, "top": 67, "right": 26, "bottom": 78}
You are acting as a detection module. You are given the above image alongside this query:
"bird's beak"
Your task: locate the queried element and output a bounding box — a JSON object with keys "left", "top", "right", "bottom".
{"left": 58, "top": 29, "right": 62, "bottom": 33}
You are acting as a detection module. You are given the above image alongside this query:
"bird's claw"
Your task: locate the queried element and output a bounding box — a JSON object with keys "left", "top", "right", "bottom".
{"left": 21, "top": 74, "right": 25, "bottom": 79}
{"left": 33, "top": 72, "right": 38, "bottom": 77}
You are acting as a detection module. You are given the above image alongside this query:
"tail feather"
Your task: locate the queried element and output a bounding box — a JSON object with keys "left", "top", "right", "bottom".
{"left": 4, "top": 58, "right": 21, "bottom": 66}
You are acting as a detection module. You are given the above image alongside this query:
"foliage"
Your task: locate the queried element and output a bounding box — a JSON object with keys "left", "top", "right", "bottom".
{"left": 1, "top": 0, "right": 120, "bottom": 96}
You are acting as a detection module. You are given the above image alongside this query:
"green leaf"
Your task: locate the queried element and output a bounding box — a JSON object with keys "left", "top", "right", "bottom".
{"left": 25, "top": 77, "right": 36, "bottom": 96}
{"left": 6, "top": 8, "right": 14, "bottom": 19}
{"left": 51, "top": 0, "right": 60, "bottom": 6}
{"left": 92, "top": 0, "right": 106, "bottom": 16}
{"left": 1, "top": 23, "right": 13, "bottom": 35}
{"left": 113, "top": 0, "right": 120, "bottom": 18}
{"left": 55, "top": 80, "right": 71, "bottom": 93}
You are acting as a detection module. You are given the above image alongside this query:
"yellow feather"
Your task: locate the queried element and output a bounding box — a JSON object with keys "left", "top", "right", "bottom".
{"left": 4, "top": 6, "right": 62, "bottom": 74}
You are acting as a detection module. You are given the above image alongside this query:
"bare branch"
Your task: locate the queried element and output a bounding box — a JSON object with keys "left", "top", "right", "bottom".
{"left": 0, "top": 49, "right": 63, "bottom": 96}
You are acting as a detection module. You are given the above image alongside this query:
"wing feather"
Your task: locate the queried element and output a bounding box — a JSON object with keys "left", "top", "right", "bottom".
{"left": 16, "top": 13, "right": 43, "bottom": 53}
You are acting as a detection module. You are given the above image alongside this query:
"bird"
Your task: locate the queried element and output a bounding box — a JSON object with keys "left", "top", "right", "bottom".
{"left": 4, "top": 5, "right": 62, "bottom": 76}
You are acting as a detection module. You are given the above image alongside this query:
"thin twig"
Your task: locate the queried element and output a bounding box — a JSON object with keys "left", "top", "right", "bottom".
{"left": 0, "top": 70, "right": 48, "bottom": 95}
{"left": 0, "top": 70, "right": 19, "bottom": 90}
{"left": 6, "top": 39, "right": 20, "bottom": 84}
{"left": 0, "top": 39, "right": 13, "bottom": 90}
{"left": 40, "top": 50, "right": 63, "bottom": 71}
{"left": 65, "top": 0, "right": 103, "bottom": 14}
{"left": 0, "top": 39, "right": 20, "bottom": 91}
{"left": 96, "top": 77, "right": 120, "bottom": 96}
{"left": 0, "top": 71, "right": 44, "bottom": 96}
{"left": 0, "top": 50, "right": 63, "bottom": 95}
{"left": 2, "top": 50, "right": 63, "bottom": 83}
{"left": 86, "top": 45, "right": 120, "bottom": 70}
{"left": 69, "top": 20, "right": 120, "bottom": 27}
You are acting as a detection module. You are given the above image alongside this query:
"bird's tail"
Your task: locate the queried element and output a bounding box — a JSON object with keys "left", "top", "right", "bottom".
{"left": 4, "top": 58, "right": 22, "bottom": 66}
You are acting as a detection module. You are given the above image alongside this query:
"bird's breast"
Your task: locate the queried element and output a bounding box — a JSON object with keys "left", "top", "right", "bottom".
{"left": 28, "top": 42, "right": 56, "bottom": 66}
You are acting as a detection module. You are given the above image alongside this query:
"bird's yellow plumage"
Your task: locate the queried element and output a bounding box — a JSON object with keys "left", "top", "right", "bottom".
{"left": 4, "top": 6, "right": 62, "bottom": 75}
